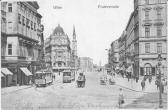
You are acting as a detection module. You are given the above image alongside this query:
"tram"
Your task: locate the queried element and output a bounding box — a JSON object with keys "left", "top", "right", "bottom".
{"left": 34, "top": 69, "right": 53, "bottom": 87}
{"left": 63, "top": 70, "right": 72, "bottom": 83}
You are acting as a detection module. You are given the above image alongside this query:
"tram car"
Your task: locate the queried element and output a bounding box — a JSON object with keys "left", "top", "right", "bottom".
{"left": 63, "top": 70, "right": 72, "bottom": 83}
{"left": 34, "top": 69, "right": 53, "bottom": 87}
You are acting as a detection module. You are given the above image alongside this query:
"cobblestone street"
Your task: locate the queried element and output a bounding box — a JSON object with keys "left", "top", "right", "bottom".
{"left": 2, "top": 72, "right": 167, "bottom": 110}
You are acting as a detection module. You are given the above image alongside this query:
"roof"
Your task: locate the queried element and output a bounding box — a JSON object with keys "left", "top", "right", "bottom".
{"left": 35, "top": 69, "right": 51, "bottom": 74}
{"left": 27, "top": 1, "right": 39, "bottom": 9}
{"left": 53, "top": 24, "right": 65, "bottom": 35}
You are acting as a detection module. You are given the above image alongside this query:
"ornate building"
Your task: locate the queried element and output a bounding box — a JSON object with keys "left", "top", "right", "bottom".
{"left": 134, "top": 0, "right": 167, "bottom": 77}
{"left": 45, "top": 24, "right": 74, "bottom": 75}
{"left": 1, "top": 1, "right": 44, "bottom": 86}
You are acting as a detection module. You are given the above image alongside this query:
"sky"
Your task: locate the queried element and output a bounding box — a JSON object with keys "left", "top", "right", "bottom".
{"left": 37, "top": 0, "right": 134, "bottom": 66}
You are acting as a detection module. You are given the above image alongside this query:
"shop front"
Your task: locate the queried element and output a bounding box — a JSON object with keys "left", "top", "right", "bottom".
{"left": 1, "top": 68, "right": 13, "bottom": 87}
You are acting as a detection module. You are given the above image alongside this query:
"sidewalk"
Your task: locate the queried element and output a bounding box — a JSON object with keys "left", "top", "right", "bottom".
{"left": 113, "top": 75, "right": 167, "bottom": 108}
{"left": 115, "top": 75, "right": 159, "bottom": 93}
{"left": 1, "top": 85, "right": 33, "bottom": 95}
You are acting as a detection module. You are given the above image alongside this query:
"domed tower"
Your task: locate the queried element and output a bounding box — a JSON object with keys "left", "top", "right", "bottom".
{"left": 53, "top": 24, "right": 65, "bottom": 35}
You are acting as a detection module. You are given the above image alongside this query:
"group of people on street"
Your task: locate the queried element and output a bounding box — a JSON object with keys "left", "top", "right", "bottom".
{"left": 140, "top": 75, "right": 152, "bottom": 90}
{"left": 140, "top": 75, "right": 167, "bottom": 93}
{"left": 155, "top": 76, "right": 167, "bottom": 93}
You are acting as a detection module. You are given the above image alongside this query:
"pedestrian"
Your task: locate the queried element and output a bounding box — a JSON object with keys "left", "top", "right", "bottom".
{"left": 141, "top": 79, "right": 145, "bottom": 90}
{"left": 155, "top": 79, "right": 159, "bottom": 90}
{"left": 160, "top": 82, "right": 164, "bottom": 93}
{"left": 148, "top": 75, "right": 152, "bottom": 84}
{"left": 54, "top": 74, "right": 55, "bottom": 80}
{"left": 136, "top": 76, "right": 139, "bottom": 83}
{"left": 118, "top": 88, "right": 124, "bottom": 108}
{"left": 127, "top": 72, "right": 130, "bottom": 82}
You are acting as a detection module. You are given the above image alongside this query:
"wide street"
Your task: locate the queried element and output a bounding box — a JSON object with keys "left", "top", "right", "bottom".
{"left": 1, "top": 72, "right": 167, "bottom": 110}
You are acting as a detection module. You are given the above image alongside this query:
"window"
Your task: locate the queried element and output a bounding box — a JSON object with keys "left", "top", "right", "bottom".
{"left": 8, "top": 22, "right": 12, "bottom": 30}
{"left": 145, "top": 0, "right": 149, "bottom": 4}
{"left": 8, "top": 3, "right": 12, "bottom": 12}
{"left": 145, "top": 43, "right": 150, "bottom": 53}
{"left": 26, "top": 19, "right": 30, "bottom": 28}
{"left": 31, "top": 21, "right": 33, "bottom": 30}
{"left": 8, "top": 44, "right": 12, "bottom": 55}
{"left": 34, "top": 23, "right": 36, "bottom": 31}
{"left": 157, "top": 26, "right": 162, "bottom": 37}
{"left": 158, "top": 0, "right": 161, "bottom": 3}
{"left": 145, "top": 11, "right": 149, "bottom": 19}
{"left": 22, "top": 16, "right": 25, "bottom": 26}
{"left": 18, "top": 14, "right": 21, "bottom": 24}
{"left": 157, "top": 9, "right": 161, "bottom": 18}
{"left": 145, "top": 27, "right": 150, "bottom": 37}
{"left": 157, "top": 43, "right": 162, "bottom": 53}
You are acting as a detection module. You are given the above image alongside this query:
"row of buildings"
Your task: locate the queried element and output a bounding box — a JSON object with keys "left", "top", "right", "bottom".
{"left": 1, "top": 1, "right": 95, "bottom": 87}
{"left": 108, "top": 0, "right": 167, "bottom": 78}
{"left": 1, "top": 1, "right": 44, "bottom": 87}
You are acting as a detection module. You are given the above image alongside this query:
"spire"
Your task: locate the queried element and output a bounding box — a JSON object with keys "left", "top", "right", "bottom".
{"left": 73, "top": 25, "right": 76, "bottom": 40}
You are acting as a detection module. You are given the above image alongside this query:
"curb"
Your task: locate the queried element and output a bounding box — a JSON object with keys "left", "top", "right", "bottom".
{"left": 115, "top": 84, "right": 154, "bottom": 94}
{"left": 2, "top": 86, "right": 33, "bottom": 95}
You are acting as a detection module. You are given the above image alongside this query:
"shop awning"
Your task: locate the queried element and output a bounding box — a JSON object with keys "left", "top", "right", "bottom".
{"left": 1, "top": 72, "right": 5, "bottom": 77}
{"left": 1, "top": 68, "right": 13, "bottom": 75}
{"left": 20, "top": 68, "right": 32, "bottom": 76}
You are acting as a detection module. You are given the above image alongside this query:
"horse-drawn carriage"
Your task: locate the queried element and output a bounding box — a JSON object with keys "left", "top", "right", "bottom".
{"left": 109, "top": 77, "right": 115, "bottom": 85}
{"left": 76, "top": 73, "right": 85, "bottom": 88}
{"left": 100, "top": 75, "right": 107, "bottom": 85}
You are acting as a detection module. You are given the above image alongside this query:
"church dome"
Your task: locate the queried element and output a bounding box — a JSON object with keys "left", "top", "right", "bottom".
{"left": 53, "top": 24, "right": 65, "bottom": 35}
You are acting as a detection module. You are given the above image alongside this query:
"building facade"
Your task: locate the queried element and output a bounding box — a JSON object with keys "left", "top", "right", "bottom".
{"left": 109, "top": 39, "right": 119, "bottom": 69}
{"left": 118, "top": 31, "right": 127, "bottom": 68}
{"left": 134, "top": 0, "right": 167, "bottom": 77}
{"left": 45, "top": 24, "right": 72, "bottom": 75}
{"left": 79, "top": 57, "right": 93, "bottom": 72}
{"left": 1, "top": 1, "right": 44, "bottom": 86}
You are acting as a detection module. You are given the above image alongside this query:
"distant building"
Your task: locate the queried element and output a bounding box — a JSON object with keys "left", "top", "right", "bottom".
{"left": 118, "top": 31, "right": 127, "bottom": 68}
{"left": 1, "top": 1, "right": 44, "bottom": 86}
{"left": 79, "top": 57, "right": 93, "bottom": 72}
{"left": 109, "top": 39, "right": 119, "bottom": 69}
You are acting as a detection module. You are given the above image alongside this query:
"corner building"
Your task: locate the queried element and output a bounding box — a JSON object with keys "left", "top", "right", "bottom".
{"left": 1, "top": 1, "right": 44, "bottom": 86}
{"left": 134, "top": 0, "right": 167, "bottom": 76}
{"left": 45, "top": 25, "right": 72, "bottom": 75}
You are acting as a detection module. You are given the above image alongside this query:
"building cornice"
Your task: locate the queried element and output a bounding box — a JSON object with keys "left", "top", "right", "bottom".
{"left": 7, "top": 33, "right": 39, "bottom": 43}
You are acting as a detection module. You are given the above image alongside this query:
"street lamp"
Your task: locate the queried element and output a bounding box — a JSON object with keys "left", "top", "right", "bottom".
{"left": 157, "top": 53, "right": 163, "bottom": 108}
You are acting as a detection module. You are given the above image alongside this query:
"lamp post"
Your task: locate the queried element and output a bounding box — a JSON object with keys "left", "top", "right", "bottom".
{"left": 157, "top": 53, "right": 163, "bottom": 108}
